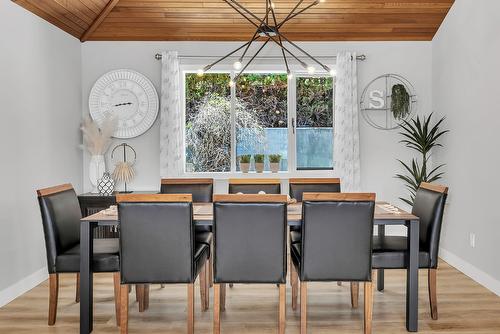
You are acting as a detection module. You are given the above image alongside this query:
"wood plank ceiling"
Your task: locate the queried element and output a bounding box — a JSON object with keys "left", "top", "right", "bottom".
{"left": 12, "top": 0, "right": 454, "bottom": 42}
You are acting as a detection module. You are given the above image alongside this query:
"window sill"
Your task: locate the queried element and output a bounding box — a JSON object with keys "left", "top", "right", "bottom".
{"left": 181, "top": 170, "right": 336, "bottom": 180}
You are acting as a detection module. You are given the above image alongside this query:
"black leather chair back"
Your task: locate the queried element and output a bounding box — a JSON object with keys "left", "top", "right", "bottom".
{"left": 160, "top": 178, "right": 213, "bottom": 202}
{"left": 37, "top": 184, "right": 81, "bottom": 274}
{"left": 412, "top": 183, "right": 448, "bottom": 268}
{"left": 228, "top": 179, "right": 281, "bottom": 194}
{"left": 117, "top": 194, "right": 195, "bottom": 284}
{"left": 300, "top": 193, "right": 375, "bottom": 282}
{"left": 289, "top": 178, "right": 341, "bottom": 202}
{"left": 213, "top": 194, "right": 287, "bottom": 284}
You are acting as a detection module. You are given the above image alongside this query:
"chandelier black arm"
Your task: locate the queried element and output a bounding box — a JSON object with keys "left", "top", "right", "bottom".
{"left": 277, "top": 0, "right": 305, "bottom": 28}
{"left": 204, "top": 35, "right": 260, "bottom": 71}
{"left": 278, "top": 1, "right": 320, "bottom": 29}
{"left": 234, "top": 38, "right": 271, "bottom": 81}
{"left": 269, "top": 0, "right": 290, "bottom": 73}
{"left": 227, "top": 0, "right": 331, "bottom": 71}
{"left": 239, "top": 4, "right": 273, "bottom": 61}
{"left": 224, "top": 0, "right": 308, "bottom": 67}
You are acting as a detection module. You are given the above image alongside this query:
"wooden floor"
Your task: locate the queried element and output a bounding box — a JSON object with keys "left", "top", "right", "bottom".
{"left": 1, "top": 260, "right": 499, "bottom": 333}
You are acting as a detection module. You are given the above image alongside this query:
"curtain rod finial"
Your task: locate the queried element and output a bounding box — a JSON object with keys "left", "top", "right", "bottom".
{"left": 155, "top": 53, "right": 162, "bottom": 60}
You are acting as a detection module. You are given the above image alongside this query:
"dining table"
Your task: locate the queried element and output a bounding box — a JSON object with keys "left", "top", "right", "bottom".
{"left": 79, "top": 201, "right": 420, "bottom": 333}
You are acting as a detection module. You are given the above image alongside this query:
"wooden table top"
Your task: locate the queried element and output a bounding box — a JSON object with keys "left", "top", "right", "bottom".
{"left": 81, "top": 201, "right": 418, "bottom": 223}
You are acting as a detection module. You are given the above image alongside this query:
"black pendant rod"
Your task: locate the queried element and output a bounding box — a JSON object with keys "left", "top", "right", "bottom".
{"left": 269, "top": 0, "right": 290, "bottom": 74}
{"left": 239, "top": 5, "right": 272, "bottom": 61}
{"left": 278, "top": 1, "right": 319, "bottom": 29}
{"left": 279, "top": 0, "right": 305, "bottom": 28}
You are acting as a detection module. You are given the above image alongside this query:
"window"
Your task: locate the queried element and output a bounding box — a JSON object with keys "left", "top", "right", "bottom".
{"left": 183, "top": 70, "right": 334, "bottom": 173}
{"left": 295, "top": 76, "right": 334, "bottom": 170}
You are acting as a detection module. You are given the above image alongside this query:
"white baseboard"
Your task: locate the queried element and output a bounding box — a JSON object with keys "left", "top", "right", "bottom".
{"left": 0, "top": 267, "right": 48, "bottom": 307}
{"left": 439, "top": 248, "right": 500, "bottom": 296}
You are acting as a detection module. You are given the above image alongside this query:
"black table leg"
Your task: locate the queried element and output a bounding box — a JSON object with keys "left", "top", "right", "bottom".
{"left": 377, "top": 225, "right": 385, "bottom": 292}
{"left": 406, "top": 219, "right": 419, "bottom": 332}
{"left": 80, "top": 221, "right": 95, "bottom": 334}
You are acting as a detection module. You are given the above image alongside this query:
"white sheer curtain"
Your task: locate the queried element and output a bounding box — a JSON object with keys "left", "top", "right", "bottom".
{"left": 159, "top": 51, "right": 184, "bottom": 177}
{"left": 334, "top": 51, "right": 361, "bottom": 191}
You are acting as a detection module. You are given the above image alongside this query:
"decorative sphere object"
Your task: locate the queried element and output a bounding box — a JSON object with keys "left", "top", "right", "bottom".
{"left": 97, "top": 172, "right": 115, "bottom": 196}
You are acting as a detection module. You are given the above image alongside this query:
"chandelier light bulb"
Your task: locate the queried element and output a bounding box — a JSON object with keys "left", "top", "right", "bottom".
{"left": 233, "top": 60, "right": 242, "bottom": 70}
{"left": 329, "top": 68, "right": 337, "bottom": 76}
{"left": 196, "top": 69, "right": 204, "bottom": 77}
{"left": 287, "top": 71, "right": 293, "bottom": 79}
{"left": 229, "top": 80, "right": 235, "bottom": 87}
{"left": 307, "top": 66, "right": 316, "bottom": 74}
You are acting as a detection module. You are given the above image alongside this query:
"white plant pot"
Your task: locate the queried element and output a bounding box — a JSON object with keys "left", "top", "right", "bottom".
{"left": 89, "top": 154, "right": 106, "bottom": 193}
{"left": 255, "top": 162, "right": 265, "bottom": 173}
{"left": 270, "top": 162, "right": 280, "bottom": 173}
{"left": 240, "top": 162, "right": 250, "bottom": 173}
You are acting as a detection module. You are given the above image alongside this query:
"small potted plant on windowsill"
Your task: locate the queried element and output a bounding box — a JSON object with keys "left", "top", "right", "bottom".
{"left": 269, "top": 154, "right": 281, "bottom": 173}
{"left": 239, "top": 154, "right": 251, "bottom": 173}
{"left": 254, "top": 154, "right": 265, "bottom": 173}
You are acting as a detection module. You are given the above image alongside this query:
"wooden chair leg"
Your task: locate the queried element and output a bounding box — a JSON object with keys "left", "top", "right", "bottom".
{"left": 161, "top": 284, "right": 165, "bottom": 288}
{"left": 300, "top": 281, "right": 307, "bottom": 334}
{"left": 120, "top": 284, "right": 129, "bottom": 334}
{"left": 113, "top": 272, "right": 121, "bottom": 326}
{"left": 213, "top": 284, "right": 221, "bottom": 334}
{"left": 291, "top": 263, "right": 298, "bottom": 311}
{"left": 229, "top": 283, "right": 234, "bottom": 288}
{"left": 364, "top": 281, "right": 373, "bottom": 334}
{"left": 75, "top": 273, "right": 80, "bottom": 303}
{"left": 279, "top": 284, "right": 286, "bottom": 334}
{"left": 144, "top": 284, "right": 150, "bottom": 311}
{"left": 48, "top": 273, "right": 59, "bottom": 326}
{"left": 351, "top": 282, "right": 359, "bottom": 308}
{"left": 136, "top": 285, "right": 145, "bottom": 312}
{"left": 221, "top": 283, "right": 226, "bottom": 312}
{"left": 337, "top": 281, "right": 342, "bottom": 286}
{"left": 200, "top": 262, "right": 208, "bottom": 311}
{"left": 205, "top": 261, "right": 210, "bottom": 310}
{"left": 428, "top": 268, "right": 438, "bottom": 320}
{"left": 187, "top": 283, "right": 195, "bottom": 334}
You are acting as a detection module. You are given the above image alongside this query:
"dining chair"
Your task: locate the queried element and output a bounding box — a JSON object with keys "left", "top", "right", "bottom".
{"left": 290, "top": 192, "right": 376, "bottom": 334}
{"left": 288, "top": 178, "right": 341, "bottom": 245}
{"left": 37, "top": 184, "right": 121, "bottom": 326}
{"left": 365, "top": 182, "right": 448, "bottom": 320}
{"left": 212, "top": 194, "right": 288, "bottom": 334}
{"left": 117, "top": 194, "right": 210, "bottom": 334}
{"left": 228, "top": 178, "right": 281, "bottom": 194}
{"left": 160, "top": 178, "right": 214, "bottom": 286}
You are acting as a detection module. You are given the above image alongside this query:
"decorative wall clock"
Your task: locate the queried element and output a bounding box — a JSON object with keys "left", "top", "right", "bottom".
{"left": 89, "top": 69, "right": 159, "bottom": 138}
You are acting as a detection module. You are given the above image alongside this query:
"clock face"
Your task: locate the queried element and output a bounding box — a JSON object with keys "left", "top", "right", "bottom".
{"left": 89, "top": 70, "right": 159, "bottom": 138}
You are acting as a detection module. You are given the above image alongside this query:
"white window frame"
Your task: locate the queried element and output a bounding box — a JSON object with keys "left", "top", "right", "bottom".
{"left": 180, "top": 63, "right": 335, "bottom": 178}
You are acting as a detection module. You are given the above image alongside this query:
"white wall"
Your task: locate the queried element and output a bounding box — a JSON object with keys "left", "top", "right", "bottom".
{"left": 0, "top": 0, "right": 82, "bottom": 305}
{"left": 433, "top": 0, "right": 500, "bottom": 295}
{"left": 81, "top": 41, "right": 433, "bottom": 214}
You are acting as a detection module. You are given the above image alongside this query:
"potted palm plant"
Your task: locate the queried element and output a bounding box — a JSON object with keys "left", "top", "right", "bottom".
{"left": 238, "top": 154, "right": 251, "bottom": 173}
{"left": 269, "top": 154, "right": 281, "bottom": 173}
{"left": 254, "top": 154, "right": 265, "bottom": 173}
{"left": 396, "top": 113, "right": 448, "bottom": 205}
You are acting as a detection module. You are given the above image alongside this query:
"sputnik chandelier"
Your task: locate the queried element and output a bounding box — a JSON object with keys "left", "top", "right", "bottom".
{"left": 197, "top": 0, "right": 334, "bottom": 85}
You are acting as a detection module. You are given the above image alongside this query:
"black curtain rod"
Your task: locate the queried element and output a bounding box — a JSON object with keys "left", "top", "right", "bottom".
{"left": 154, "top": 53, "right": 367, "bottom": 61}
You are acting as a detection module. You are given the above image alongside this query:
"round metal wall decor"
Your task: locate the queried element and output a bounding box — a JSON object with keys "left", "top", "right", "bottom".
{"left": 360, "top": 74, "right": 417, "bottom": 130}
{"left": 89, "top": 69, "right": 159, "bottom": 138}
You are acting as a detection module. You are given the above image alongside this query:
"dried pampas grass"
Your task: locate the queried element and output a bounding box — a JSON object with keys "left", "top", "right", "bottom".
{"left": 112, "top": 161, "right": 135, "bottom": 184}
{"left": 81, "top": 115, "right": 117, "bottom": 155}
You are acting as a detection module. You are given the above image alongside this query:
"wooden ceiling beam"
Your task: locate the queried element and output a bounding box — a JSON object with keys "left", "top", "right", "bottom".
{"left": 80, "top": 0, "right": 121, "bottom": 42}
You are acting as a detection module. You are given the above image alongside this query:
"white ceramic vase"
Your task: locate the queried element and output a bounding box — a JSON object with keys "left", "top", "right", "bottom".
{"left": 255, "top": 162, "right": 265, "bottom": 173}
{"left": 89, "top": 154, "right": 106, "bottom": 193}
{"left": 240, "top": 162, "right": 250, "bottom": 173}
{"left": 270, "top": 162, "right": 280, "bottom": 173}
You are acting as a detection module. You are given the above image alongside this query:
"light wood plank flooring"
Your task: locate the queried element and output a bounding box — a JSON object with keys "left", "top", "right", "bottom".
{"left": 1, "top": 260, "right": 499, "bottom": 333}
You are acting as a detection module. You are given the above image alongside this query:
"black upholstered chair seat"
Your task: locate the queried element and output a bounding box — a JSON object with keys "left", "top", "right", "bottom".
{"left": 55, "top": 238, "right": 120, "bottom": 273}
{"left": 290, "top": 230, "right": 302, "bottom": 244}
{"left": 194, "top": 243, "right": 210, "bottom": 277}
{"left": 372, "top": 236, "right": 430, "bottom": 269}
{"left": 195, "top": 230, "right": 213, "bottom": 246}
